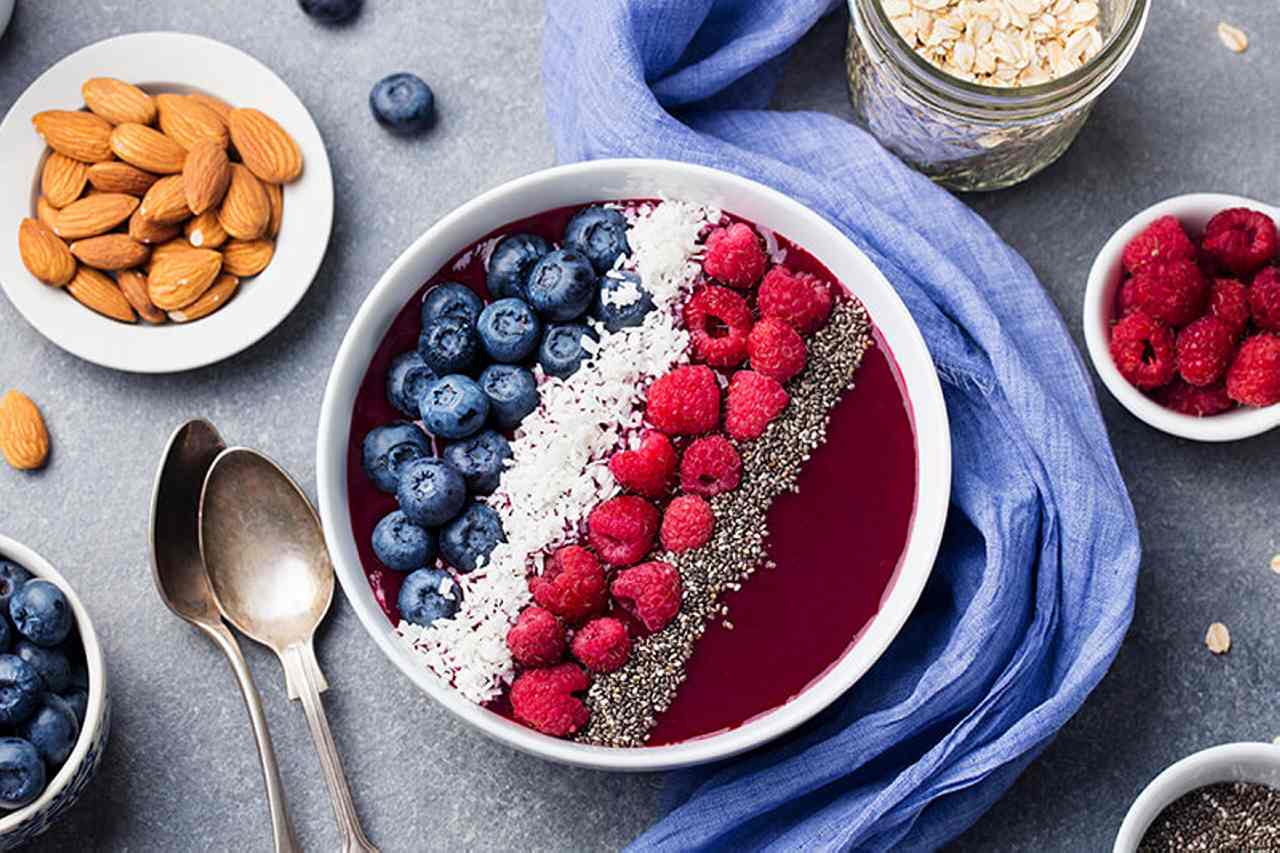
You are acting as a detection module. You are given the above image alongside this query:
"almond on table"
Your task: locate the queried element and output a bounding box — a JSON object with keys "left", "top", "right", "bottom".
{"left": 0, "top": 390, "right": 51, "bottom": 471}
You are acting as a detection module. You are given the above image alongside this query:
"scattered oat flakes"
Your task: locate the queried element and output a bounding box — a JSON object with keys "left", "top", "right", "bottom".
{"left": 1205, "top": 622, "right": 1231, "bottom": 655}
{"left": 1270, "top": 553, "right": 1280, "bottom": 574}
{"left": 1217, "top": 22, "right": 1248, "bottom": 54}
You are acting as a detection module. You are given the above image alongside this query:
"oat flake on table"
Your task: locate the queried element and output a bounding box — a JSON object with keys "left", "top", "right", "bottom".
{"left": 1205, "top": 622, "right": 1231, "bottom": 655}
{"left": 1217, "top": 22, "right": 1248, "bottom": 54}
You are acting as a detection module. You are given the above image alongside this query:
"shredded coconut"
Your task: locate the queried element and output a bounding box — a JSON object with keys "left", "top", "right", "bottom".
{"left": 757, "top": 224, "right": 788, "bottom": 266}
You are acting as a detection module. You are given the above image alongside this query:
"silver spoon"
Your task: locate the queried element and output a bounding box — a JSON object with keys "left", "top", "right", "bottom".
{"left": 199, "top": 446, "right": 379, "bottom": 853}
{"left": 149, "top": 421, "right": 299, "bottom": 853}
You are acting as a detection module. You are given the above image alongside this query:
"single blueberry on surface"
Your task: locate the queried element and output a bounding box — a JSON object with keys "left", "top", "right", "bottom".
{"left": 477, "top": 298, "right": 542, "bottom": 363}
{"left": 0, "top": 561, "right": 31, "bottom": 615}
{"left": 564, "top": 205, "right": 631, "bottom": 274}
{"left": 418, "top": 317, "right": 480, "bottom": 376}
{"left": 440, "top": 503, "right": 506, "bottom": 574}
{"left": 370, "top": 73, "right": 436, "bottom": 135}
{"left": 478, "top": 365, "right": 539, "bottom": 430}
{"left": 397, "top": 567, "right": 462, "bottom": 626}
{"left": 592, "top": 271, "right": 654, "bottom": 332}
{"left": 421, "top": 282, "right": 483, "bottom": 328}
{"left": 14, "top": 641, "right": 69, "bottom": 693}
{"left": 61, "top": 690, "right": 88, "bottom": 727}
{"left": 526, "top": 249, "right": 597, "bottom": 321}
{"left": 0, "top": 738, "right": 45, "bottom": 810}
{"left": 442, "top": 430, "right": 511, "bottom": 495}
{"left": 361, "top": 422, "right": 431, "bottom": 494}
{"left": 396, "top": 458, "right": 467, "bottom": 527}
{"left": 371, "top": 510, "right": 437, "bottom": 573}
{"left": 10, "top": 580, "right": 71, "bottom": 648}
{"left": 0, "top": 655, "right": 41, "bottom": 726}
{"left": 487, "top": 233, "right": 550, "bottom": 301}
{"left": 298, "top": 0, "right": 361, "bottom": 23}
{"left": 385, "top": 351, "right": 437, "bottom": 418}
{"left": 19, "top": 695, "right": 78, "bottom": 766}
{"left": 419, "top": 375, "right": 490, "bottom": 440}
{"left": 539, "top": 323, "right": 597, "bottom": 379}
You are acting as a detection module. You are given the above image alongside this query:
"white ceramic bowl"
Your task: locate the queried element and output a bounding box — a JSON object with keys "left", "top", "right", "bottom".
{"left": 1083, "top": 193, "right": 1280, "bottom": 442}
{"left": 0, "top": 534, "right": 109, "bottom": 850}
{"left": 1114, "top": 741, "right": 1280, "bottom": 852}
{"left": 316, "top": 159, "right": 951, "bottom": 771}
{"left": 0, "top": 31, "right": 334, "bottom": 373}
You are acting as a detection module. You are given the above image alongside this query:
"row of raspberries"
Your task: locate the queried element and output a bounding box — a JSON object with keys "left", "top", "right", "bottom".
{"left": 1110, "top": 209, "right": 1280, "bottom": 412}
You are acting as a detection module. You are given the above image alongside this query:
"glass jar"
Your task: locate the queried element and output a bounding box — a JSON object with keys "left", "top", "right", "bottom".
{"left": 846, "top": 0, "right": 1150, "bottom": 191}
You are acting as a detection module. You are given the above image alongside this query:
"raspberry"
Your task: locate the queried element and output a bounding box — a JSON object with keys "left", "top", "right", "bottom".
{"left": 758, "top": 267, "right": 833, "bottom": 335}
{"left": 611, "top": 561, "right": 682, "bottom": 632}
{"left": 529, "top": 545, "right": 607, "bottom": 624}
{"left": 646, "top": 365, "right": 721, "bottom": 435}
{"left": 1209, "top": 277, "right": 1251, "bottom": 338}
{"left": 659, "top": 494, "right": 714, "bottom": 552}
{"left": 587, "top": 496, "right": 659, "bottom": 566}
{"left": 724, "top": 370, "right": 789, "bottom": 441}
{"left": 1122, "top": 215, "right": 1196, "bottom": 274}
{"left": 1153, "top": 379, "right": 1235, "bottom": 417}
{"left": 608, "top": 430, "right": 676, "bottom": 498}
{"left": 1132, "top": 259, "right": 1207, "bottom": 327}
{"left": 1226, "top": 334, "right": 1280, "bottom": 407}
{"left": 702, "top": 223, "right": 767, "bottom": 288}
{"left": 1249, "top": 267, "right": 1280, "bottom": 332}
{"left": 1176, "top": 316, "right": 1235, "bottom": 387}
{"left": 1116, "top": 277, "right": 1140, "bottom": 318}
{"left": 570, "top": 617, "right": 631, "bottom": 673}
{"left": 509, "top": 663, "right": 590, "bottom": 737}
{"left": 747, "top": 318, "right": 807, "bottom": 383}
{"left": 684, "top": 286, "right": 753, "bottom": 367}
{"left": 506, "top": 606, "right": 567, "bottom": 667}
{"left": 680, "top": 435, "right": 741, "bottom": 497}
{"left": 1110, "top": 312, "right": 1177, "bottom": 390}
{"left": 1202, "top": 208, "right": 1278, "bottom": 276}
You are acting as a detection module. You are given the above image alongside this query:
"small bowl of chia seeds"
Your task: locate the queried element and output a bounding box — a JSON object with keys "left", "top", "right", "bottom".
{"left": 1115, "top": 741, "right": 1280, "bottom": 852}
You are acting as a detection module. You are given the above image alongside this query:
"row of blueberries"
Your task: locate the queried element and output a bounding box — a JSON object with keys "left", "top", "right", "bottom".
{"left": 0, "top": 562, "right": 89, "bottom": 811}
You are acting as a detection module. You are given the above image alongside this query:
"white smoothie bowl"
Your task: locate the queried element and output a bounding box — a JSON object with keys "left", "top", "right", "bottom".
{"left": 1083, "top": 193, "right": 1280, "bottom": 442}
{"left": 316, "top": 159, "right": 951, "bottom": 771}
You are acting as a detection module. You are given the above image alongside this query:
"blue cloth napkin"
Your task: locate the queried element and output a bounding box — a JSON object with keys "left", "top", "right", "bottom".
{"left": 543, "top": 2, "right": 1141, "bottom": 849}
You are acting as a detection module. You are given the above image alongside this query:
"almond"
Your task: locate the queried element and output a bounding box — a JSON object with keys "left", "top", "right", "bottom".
{"left": 40, "top": 153, "right": 90, "bottom": 208}
{"left": 182, "top": 140, "right": 231, "bottom": 215}
{"left": 228, "top": 108, "right": 303, "bottom": 184}
{"left": 188, "top": 92, "right": 233, "bottom": 122}
{"left": 17, "top": 219, "right": 76, "bottom": 286}
{"left": 109, "top": 123, "right": 186, "bottom": 174}
{"left": 117, "top": 269, "right": 167, "bottom": 324}
{"left": 156, "top": 94, "right": 229, "bottom": 151}
{"left": 128, "top": 209, "right": 180, "bottom": 245}
{"left": 265, "top": 181, "right": 284, "bottom": 238}
{"left": 70, "top": 234, "right": 150, "bottom": 271}
{"left": 0, "top": 391, "right": 50, "bottom": 471}
{"left": 87, "top": 160, "right": 158, "bottom": 196}
{"left": 148, "top": 238, "right": 195, "bottom": 271}
{"left": 32, "top": 111, "right": 113, "bottom": 163}
{"left": 67, "top": 266, "right": 137, "bottom": 323}
{"left": 148, "top": 247, "right": 222, "bottom": 310}
{"left": 138, "top": 174, "right": 191, "bottom": 225}
{"left": 217, "top": 164, "right": 270, "bottom": 239}
{"left": 184, "top": 210, "right": 228, "bottom": 249}
{"left": 168, "top": 273, "right": 239, "bottom": 322}
{"left": 35, "top": 197, "right": 60, "bottom": 231}
{"left": 53, "top": 193, "right": 138, "bottom": 240}
{"left": 81, "top": 77, "right": 156, "bottom": 126}
{"left": 221, "top": 239, "right": 274, "bottom": 277}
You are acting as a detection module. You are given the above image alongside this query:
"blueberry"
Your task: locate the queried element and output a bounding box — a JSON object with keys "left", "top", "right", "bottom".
{"left": 564, "top": 206, "right": 631, "bottom": 274}
{"left": 487, "top": 234, "right": 551, "bottom": 300}
{"left": 14, "top": 642, "right": 69, "bottom": 693}
{"left": 361, "top": 422, "right": 432, "bottom": 494}
{"left": 61, "top": 690, "right": 88, "bottom": 727}
{"left": 442, "top": 430, "right": 511, "bottom": 495}
{"left": 0, "top": 561, "right": 31, "bottom": 616}
{"left": 418, "top": 317, "right": 480, "bottom": 376}
{"left": 477, "top": 298, "right": 542, "bottom": 363}
{"left": 10, "top": 581, "right": 71, "bottom": 648}
{"left": 0, "top": 738, "right": 45, "bottom": 810}
{"left": 539, "top": 323, "right": 597, "bottom": 379}
{"left": 299, "top": 0, "right": 361, "bottom": 23}
{"left": 0, "top": 656, "right": 41, "bottom": 726}
{"left": 396, "top": 458, "right": 467, "bottom": 527}
{"left": 592, "top": 271, "right": 654, "bottom": 332}
{"left": 526, "top": 249, "right": 597, "bottom": 321}
{"left": 421, "top": 282, "right": 483, "bottom": 328}
{"left": 478, "top": 365, "right": 539, "bottom": 430}
{"left": 419, "top": 375, "right": 490, "bottom": 440}
{"left": 0, "top": 618, "right": 9, "bottom": 655}
{"left": 370, "top": 73, "right": 436, "bottom": 135}
{"left": 19, "top": 695, "right": 78, "bottom": 767}
{"left": 371, "top": 510, "right": 437, "bottom": 573}
{"left": 67, "top": 661, "right": 88, "bottom": 691}
{"left": 397, "top": 567, "right": 462, "bottom": 626}
{"left": 385, "top": 351, "right": 437, "bottom": 418}
{"left": 440, "top": 503, "right": 506, "bottom": 573}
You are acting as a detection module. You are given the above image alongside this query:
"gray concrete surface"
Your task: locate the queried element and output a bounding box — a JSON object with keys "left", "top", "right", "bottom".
{"left": 0, "top": 1, "right": 1276, "bottom": 851}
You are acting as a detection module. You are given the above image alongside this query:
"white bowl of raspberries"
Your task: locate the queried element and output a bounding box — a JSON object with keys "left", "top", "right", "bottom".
{"left": 1084, "top": 193, "right": 1280, "bottom": 442}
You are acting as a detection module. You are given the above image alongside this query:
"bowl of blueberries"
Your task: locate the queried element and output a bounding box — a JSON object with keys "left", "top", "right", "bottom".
{"left": 0, "top": 535, "right": 107, "bottom": 849}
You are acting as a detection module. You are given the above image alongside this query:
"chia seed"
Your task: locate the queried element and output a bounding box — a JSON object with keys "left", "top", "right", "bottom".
{"left": 1138, "top": 782, "right": 1280, "bottom": 852}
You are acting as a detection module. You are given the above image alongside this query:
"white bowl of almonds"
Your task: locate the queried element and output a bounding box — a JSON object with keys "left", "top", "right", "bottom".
{"left": 0, "top": 32, "right": 333, "bottom": 373}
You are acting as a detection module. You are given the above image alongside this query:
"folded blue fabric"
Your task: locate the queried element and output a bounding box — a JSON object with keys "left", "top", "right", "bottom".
{"left": 543, "top": 2, "right": 1141, "bottom": 849}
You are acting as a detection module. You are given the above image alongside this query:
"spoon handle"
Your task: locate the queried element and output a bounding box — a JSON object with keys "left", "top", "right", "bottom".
{"left": 282, "top": 641, "right": 379, "bottom": 853}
